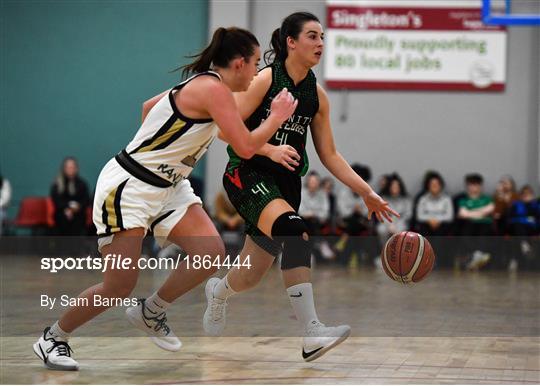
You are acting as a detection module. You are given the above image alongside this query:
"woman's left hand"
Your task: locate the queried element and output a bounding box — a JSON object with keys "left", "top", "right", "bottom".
{"left": 362, "top": 190, "right": 400, "bottom": 223}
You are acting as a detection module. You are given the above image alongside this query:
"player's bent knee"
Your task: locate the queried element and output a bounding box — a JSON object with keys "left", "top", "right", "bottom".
{"left": 271, "top": 211, "right": 312, "bottom": 270}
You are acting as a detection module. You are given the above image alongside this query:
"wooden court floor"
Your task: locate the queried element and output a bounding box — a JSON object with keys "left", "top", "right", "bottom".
{"left": 0, "top": 256, "right": 539, "bottom": 384}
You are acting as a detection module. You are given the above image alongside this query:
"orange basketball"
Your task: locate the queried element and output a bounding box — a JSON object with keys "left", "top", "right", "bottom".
{"left": 382, "top": 231, "right": 435, "bottom": 283}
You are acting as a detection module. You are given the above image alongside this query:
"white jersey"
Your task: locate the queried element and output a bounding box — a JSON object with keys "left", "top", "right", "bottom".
{"left": 119, "top": 71, "right": 220, "bottom": 187}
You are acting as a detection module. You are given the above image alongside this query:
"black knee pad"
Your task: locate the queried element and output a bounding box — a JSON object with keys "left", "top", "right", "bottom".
{"left": 251, "top": 234, "right": 282, "bottom": 257}
{"left": 271, "top": 212, "right": 312, "bottom": 269}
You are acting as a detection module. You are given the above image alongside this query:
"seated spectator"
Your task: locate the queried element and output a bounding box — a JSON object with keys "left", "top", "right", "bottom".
{"left": 299, "top": 171, "right": 333, "bottom": 262}
{"left": 415, "top": 172, "right": 453, "bottom": 267}
{"left": 50, "top": 157, "right": 90, "bottom": 236}
{"left": 507, "top": 185, "right": 540, "bottom": 270}
{"left": 336, "top": 184, "right": 369, "bottom": 235}
{"left": 456, "top": 173, "right": 494, "bottom": 269}
{"left": 299, "top": 171, "right": 329, "bottom": 234}
{"left": 416, "top": 172, "right": 454, "bottom": 236}
{"left": 376, "top": 173, "right": 412, "bottom": 247}
{"left": 493, "top": 175, "right": 518, "bottom": 235}
{"left": 0, "top": 171, "right": 12, "bottom": 235}
{"left": 410, "top": 170, "right": 438, "bottom": 232}
{"left": 337, "top": 164, "right": 372, "bottom": 235}
{"left": 335, "top": 164, "right": 376, "bottom": 266}
{"left": 214, "top": 189, "right": 243, "bottom": 231}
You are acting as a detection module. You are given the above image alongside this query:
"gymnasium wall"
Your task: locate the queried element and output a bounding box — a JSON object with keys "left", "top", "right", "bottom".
{"left": 205, "top": 1, "right": 540, "bottom": 210}
{"left": 1, "top": 0, "right": 208, "bottom": 217}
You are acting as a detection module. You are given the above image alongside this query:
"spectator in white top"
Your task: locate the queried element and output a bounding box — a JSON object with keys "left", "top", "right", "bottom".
{"left": 416, "top": 172, "right": 454, "bottom": 236}
{"left": 299, "top": 171, "right": 329, "bottom": 232}
{"left": 336, "top": 164, "right": 372, "bottom": 234}
{"left": 299, "top": 171, "right": 333, "bottom": 262}
{"left": 414, "top": 172, "right": 453, "bottom": 267}
{"left": 335, "top": 164, "right": 378, "bottom": 266}
{"left": 376, "top": 173, "right": 412, "bottom": 246}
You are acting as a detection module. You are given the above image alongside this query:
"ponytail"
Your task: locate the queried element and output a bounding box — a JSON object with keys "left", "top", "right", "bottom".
{"left": 264, "top": 28, "right": 285, "bottom": 64}
{"left": 181, "top": 27, "right": 259, "bottom": 79}
{"left": 264, "top": 12, "right": 320, "bottom": 65}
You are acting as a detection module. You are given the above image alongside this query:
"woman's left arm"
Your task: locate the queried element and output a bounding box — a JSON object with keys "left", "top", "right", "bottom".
{"left": 311, "top": 84, "right": 399, "bottom": 223}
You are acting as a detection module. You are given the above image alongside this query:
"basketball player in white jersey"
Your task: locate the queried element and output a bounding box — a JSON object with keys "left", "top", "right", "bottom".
{"left": 33, "top": 27, "right": 297, "bottom": 371}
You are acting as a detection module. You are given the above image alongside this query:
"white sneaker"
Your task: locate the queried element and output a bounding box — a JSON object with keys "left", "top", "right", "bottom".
{"left": 33, "top": 327, "right": 79, "bottom": 371}
{"left": 302, "top": 321, "right": 351, "bottom": 362}
{"left": 203, "top": 277, "right": 227, "bottom": 336}
{"left": 467, "top": 251, "right": 491, "bottom": 270}
{"left": 319, "top": 241, "right": 335, "bottom": 260}
{"left": 126, "top": 298, "right": 181, "bottom": 352}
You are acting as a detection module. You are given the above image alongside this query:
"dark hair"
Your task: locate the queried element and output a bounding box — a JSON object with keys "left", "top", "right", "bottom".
{"left": 351, "top": 163, "right": 371, "bottom": 182}
{"left": 424, "top": 171, "right": 445, "bottom": 191}
{"left": 264, "top": 12, "right": 320, "bottom": 64}
{"left": 465, "top": 173, "right": 484, "bottom": 185}
{"left": 520, "top": 185, "right": 534, "bottom": 195}
{"left": 321, "top": 176, "right": 334, "bottom": 187}
{"left": 378, "top": 174, "right": 391, "bottom": 195}
{"left": 182, "top": 27, "right": 259, "bottom": 78}
{"left": 381, "top": 173, "right": 408, "bottom": 197}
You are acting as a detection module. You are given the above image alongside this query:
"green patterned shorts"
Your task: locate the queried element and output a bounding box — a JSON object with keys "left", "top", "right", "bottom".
{"left": 222, "top": 160, "right": 301, "bottom": 255}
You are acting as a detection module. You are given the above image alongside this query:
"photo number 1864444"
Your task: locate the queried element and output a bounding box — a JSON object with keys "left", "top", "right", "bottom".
{"left": 184, "top": 254, "right": 252, "bottom": 270}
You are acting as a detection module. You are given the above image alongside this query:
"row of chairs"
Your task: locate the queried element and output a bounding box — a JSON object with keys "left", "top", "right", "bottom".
{"left": 7, "top": 197, "right": 92, "bottom": 234}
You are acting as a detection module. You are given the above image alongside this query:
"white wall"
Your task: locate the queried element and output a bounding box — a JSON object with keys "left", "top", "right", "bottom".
{"left": 206, "top": 0, "right": 540, "bottom": 210}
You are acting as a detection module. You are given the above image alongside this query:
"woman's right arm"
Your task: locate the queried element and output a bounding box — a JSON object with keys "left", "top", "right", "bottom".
{"left": 205, "top": 79, "right": 297, "bottom": 159}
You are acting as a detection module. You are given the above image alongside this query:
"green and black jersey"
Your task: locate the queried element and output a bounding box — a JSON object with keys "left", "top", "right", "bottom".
{"left": 227, "top": 60, "right": 319, "bottom": 177}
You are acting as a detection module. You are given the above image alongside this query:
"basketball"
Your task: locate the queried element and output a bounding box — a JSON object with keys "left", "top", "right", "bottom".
{"left": 382, "top": 231, "right": 435, "bottom": 284}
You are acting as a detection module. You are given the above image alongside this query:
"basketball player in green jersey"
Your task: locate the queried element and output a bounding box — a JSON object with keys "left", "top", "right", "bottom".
{"left": 203, "top": 12, "right": 399, "bottom": 361}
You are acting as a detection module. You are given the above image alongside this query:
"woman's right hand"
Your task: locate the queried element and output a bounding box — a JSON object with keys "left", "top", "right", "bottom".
{"left": 362, "top": 190, "right": 400, "bottom": 223}
{"left": 268, "top": 145, "right": 300, "bottom": 171}
{"left": 270, "top": 88, "right": 298, "bottom": 123}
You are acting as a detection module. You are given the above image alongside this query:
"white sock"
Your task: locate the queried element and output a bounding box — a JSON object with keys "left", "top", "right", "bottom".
{"left": 286, "top": 283, "right": 319, "bottom": 330}
{"left": 145, "top": 292, "right": 171, "bottom": 315}
{"left": 213, "top": 274, "right": 236, "bottom": 300}
{"left": 49, "top": 321, "right": 70, "bottom": 340}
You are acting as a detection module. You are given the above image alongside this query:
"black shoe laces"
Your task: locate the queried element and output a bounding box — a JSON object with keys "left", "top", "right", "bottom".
{"left": 138, "top": 298, "right": 171, "bottom": 335}
{"left": 47, "top": 340, "right": 74, "bottom": 357}
{"left": 153, "top": 314, "right": 171, "bottom": 335}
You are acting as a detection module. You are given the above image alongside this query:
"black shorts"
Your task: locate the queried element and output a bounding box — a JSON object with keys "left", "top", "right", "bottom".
{"left": 223, "top": 160, "right": 301, "bottom": 255}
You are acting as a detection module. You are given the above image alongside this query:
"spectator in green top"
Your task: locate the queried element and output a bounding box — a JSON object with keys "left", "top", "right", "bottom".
{"left": 457, "top": 173, "right": 494, "bottom": 269}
